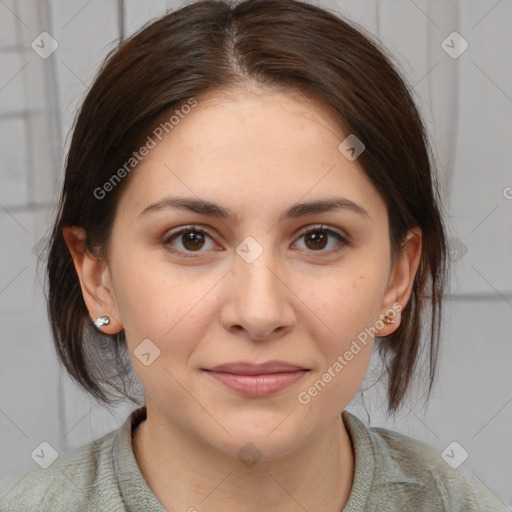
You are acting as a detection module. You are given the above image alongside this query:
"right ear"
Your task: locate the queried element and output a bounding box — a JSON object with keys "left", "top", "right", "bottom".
{"left": 62, "top": 226, "right": 124, "bottom": 334}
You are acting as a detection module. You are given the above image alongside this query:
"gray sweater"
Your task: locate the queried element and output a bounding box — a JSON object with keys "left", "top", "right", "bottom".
{"left": 0, "top": 406, "right": 508, "bottom": 511}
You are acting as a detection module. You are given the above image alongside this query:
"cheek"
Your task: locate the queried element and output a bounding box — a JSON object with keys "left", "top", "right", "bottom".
{"left": 300, "top": 256, "right": 388, "bottom": 383}
{"left": 295, "top": 277, "right": 381, "bottom": 414}
{"left": 111, "top": 251, "right": 219, "bottom": 364}
{"left": 109, "top": 245, "right": 177, "bottom": 329}
{"left": 313, "top": 267, "right": 387, "bottom": 345}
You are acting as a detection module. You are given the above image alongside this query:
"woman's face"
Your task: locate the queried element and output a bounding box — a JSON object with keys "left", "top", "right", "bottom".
{"left": 80, "top": 88, "right": 419, "bottom": 459}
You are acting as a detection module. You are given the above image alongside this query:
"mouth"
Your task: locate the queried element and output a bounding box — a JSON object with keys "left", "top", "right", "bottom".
{"left": 201, "top": 360, "right": 310, "bottom": 397}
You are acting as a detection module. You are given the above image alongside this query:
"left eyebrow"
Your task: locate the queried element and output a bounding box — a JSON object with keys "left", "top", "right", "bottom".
{"left": 280, "top": 197, "right": 370, "bottom": 221}
{"left": 137, "top": 196, "right": 370, "bottom": 222}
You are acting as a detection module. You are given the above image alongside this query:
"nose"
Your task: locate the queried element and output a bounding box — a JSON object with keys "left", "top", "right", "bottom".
{"left": 219, "top": 245, "right": 296, "bottom": 341}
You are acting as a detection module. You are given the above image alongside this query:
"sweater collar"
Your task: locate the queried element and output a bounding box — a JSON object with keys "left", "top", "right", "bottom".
{"left": 113, "top": 406, "right": 375, "bottom": 511}
{"left": 113, "top": 405, "right": 167, "bottom": 511}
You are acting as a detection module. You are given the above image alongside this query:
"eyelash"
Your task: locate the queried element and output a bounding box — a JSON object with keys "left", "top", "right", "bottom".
{"left": 163, "top": 224, "right": 350, "bottom": 258}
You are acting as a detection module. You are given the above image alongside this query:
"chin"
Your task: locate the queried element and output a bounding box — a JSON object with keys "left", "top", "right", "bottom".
{"left": 197, "top": 416, "right": 313, "bottom": 463}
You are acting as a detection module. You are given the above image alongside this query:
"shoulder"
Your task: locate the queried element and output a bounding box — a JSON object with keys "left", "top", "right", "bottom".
{"left": 367, "top": 422, "right": 509, "bottom": 511}
{"left": 0, "top": 429, "right": 122, "bottom": 512}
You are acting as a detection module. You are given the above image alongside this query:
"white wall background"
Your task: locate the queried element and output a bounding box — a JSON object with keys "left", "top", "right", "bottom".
{"left": 0, "top": 0, "right": 511, "bottom": 506}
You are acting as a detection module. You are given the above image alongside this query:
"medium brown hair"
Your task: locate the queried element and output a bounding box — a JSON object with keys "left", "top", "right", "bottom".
{"left": 46, "top": 0, "right": 449, "bottom": 414}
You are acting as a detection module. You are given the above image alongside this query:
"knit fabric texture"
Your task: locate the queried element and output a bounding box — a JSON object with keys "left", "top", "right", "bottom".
{"left": 0, "top": 406, "right": 508, "bottom": 511}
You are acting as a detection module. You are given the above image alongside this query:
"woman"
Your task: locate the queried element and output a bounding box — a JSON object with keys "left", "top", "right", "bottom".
{"left": 0, "top": 0, "right": 508, "bottom": 510}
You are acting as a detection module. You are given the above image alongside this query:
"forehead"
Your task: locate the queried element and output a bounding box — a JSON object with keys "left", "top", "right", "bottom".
{"left": 116, "top": 89, "right": 384, "bottom": 222}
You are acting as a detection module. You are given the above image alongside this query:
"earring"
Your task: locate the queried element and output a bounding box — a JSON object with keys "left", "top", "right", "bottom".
{"left": 94, "top": 316, "right": 110, "bottom": 328}
{"left": 383, "top": 315, "right": 395, "bottom": 324}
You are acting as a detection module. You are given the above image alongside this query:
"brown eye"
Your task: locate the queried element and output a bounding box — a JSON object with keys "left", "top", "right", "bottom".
{"left": 164, "top": 226, "right": 216, "bottom": 256}
{"left": 295, "top": 225, "right": 348, "bottom": 253}
{"left": 304, "top": 231, "right": 328, "bottom": 250}
{"left": 180, "top": 230, "right": 206, "bottom": 251}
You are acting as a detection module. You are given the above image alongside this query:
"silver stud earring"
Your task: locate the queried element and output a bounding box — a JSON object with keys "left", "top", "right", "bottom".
{"left": 94, "top": 316, "right": 110, "bottom": 328}
{"left": 383, "top": 315, "right": 395, "bottom": 324}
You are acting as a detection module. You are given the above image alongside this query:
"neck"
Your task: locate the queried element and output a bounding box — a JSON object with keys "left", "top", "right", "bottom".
{"left": 132, "top": 406, "right": 355, "bottom": 512}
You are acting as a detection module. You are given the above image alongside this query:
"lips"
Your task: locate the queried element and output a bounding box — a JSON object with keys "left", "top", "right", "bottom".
{"left": 204, "top": 360, "right": 308, "bottom": 375}
{"left": 202, "top": 361, "right": 309, "bottom": 397}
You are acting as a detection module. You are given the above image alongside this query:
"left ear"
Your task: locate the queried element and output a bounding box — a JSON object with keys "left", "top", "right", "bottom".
{"left": 376, "top": 227, "right": 423, "bottom": 336}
